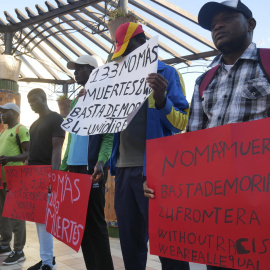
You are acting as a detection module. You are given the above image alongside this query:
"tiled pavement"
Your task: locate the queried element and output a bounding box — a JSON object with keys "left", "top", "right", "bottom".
{"left": 0, "top": 221, "right": 206, "bottom": 270}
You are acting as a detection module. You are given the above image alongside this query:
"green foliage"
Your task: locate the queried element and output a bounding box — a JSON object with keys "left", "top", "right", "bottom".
{"left": 108, "top": 8, "right": 128, "bottom": 21}
{"left": 107, "top": 8, "right": 144, "bottom": 24}
{"left": 57, "top": 94, "right": 70, "bottom": 101}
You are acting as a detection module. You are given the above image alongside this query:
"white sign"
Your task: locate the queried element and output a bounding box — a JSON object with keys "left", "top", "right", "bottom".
{"left": 61, "top": 36, "right": 159, "bottom": 136}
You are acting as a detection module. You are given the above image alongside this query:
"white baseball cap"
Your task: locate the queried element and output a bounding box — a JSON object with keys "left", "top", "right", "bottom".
{"left": 67, "top": 55, "right": 104, "bottom": 70}
{"left": 0, "top": 103, "right": 20, "bottom": 114}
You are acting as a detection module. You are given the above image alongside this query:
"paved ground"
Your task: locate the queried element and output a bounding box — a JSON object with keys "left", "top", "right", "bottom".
{"left": 0, "top": 221, "right": 206, "bottom": 270}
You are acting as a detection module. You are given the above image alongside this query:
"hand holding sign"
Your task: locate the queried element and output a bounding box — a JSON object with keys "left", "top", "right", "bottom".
{"left": 91, "top": 161, "right": 104, "bottom": 183}
{"left": 146, "top": 73, "right": 168, "bottom": 109}
{"left": 147, "top": 117, "right": 270, "bottom": 270}
{"left": 0, "top": 155, "right": 9, "bottom": 166}
{"left": 46, "top": 170, "right": 92, "bottom": 252}
{"left": 3, "top": 165, "right": 51, "bottom": 223}
{"left": 61, "top": 36, "right": 159, "bottom": 136}
{"left": 143, "top": 181, "right": 155, "bottom": 199}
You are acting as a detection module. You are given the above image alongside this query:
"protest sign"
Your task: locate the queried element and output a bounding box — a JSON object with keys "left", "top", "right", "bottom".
{"left": 61, "top": 36, "right": 159, "bottom": 136}
{"left": 3, "top": 165, "right": 51, "bottom": 223}
{"left": 0, "top": 168, "right": 3, "bottom": 189}
{"left": 147, "top": 117, "right": 270, "bottom": 270}
{"left": 46, "top": 170, "right": 92, "bottom": 252}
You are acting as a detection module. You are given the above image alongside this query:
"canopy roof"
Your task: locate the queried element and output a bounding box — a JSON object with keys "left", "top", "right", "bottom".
{"left": 0, "top": 0, "right": 218, "bottom": 94}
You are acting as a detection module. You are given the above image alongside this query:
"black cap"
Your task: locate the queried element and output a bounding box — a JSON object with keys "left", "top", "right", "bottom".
{"left": 198, "top": 0, "right": 253, "bottom": 31}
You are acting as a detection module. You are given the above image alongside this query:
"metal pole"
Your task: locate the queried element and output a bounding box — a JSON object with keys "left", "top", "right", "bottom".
{"left": 4, "top": 31, "right": 14, "bottom": 55}
{"left": 63, "top": 83, "right": 68, "bottom": 95}
{"left": 119, "top": 0, "right": 128, "bottom": 13}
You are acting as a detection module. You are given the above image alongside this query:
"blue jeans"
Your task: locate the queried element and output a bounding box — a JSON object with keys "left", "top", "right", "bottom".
{"left": 36, "top": 193, "right": 53, "bottom": 268}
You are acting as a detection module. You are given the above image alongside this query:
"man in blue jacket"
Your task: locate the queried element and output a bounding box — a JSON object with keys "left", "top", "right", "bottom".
{"left": 110, "top": 22, "right": 190, "bottom": 270}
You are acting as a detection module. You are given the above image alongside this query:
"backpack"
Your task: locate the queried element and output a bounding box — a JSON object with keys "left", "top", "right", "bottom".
{"left": 199, "top": 48, "right": 270, "bottom": 99}
{"left": 0, "top": 124, "right": 24, "bottom": 153}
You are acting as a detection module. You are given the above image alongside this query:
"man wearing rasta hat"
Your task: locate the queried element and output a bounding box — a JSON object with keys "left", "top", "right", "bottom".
{"left": 110, "top": 22, "right": 190, "bottom": 270}
{"left": 111, "top": 22, "right": 145, "bottom": 60}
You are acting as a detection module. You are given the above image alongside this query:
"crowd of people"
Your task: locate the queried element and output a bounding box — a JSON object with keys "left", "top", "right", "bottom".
{"left": 0, "top": 1, "right": 269, "bottom": 270}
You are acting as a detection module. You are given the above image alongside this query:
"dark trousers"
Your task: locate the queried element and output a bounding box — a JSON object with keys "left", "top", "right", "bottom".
{"left": 0, "top": 183, "right": 26, "bottom": 251}
{"left": 69, "top": 166, "right": 114, "bottom": 270}
{"left": 115, "top": 167, "right": 190, "bottom": 270}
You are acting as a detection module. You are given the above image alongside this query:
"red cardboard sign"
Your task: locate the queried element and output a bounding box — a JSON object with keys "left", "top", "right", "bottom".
{"left": 3, "top": 165, "right": 51, "bottom": 223}
{"left": 46, "top": 171, "right": 92, "bottom": 252}
{"left": 147, "top": 117, "right": 270, "bottom": 270}
{"left": 0, "top": 168, "right": 3, "bottom": 189}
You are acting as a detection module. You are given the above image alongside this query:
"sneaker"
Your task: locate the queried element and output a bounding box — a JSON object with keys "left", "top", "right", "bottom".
{"left": 41, "top": 265, "right": 52, "bottom": 270}
{"left": 2, "top": 251, "right": 26, "bottom": 265}
{"left": 0, "top": 246, "right": 11, "bottom": 256}
{"left": 27, "top": 257, "right": 56, "bottom": 270}
{"left": 27, "top": 260, "right": 42, "bottom": 270}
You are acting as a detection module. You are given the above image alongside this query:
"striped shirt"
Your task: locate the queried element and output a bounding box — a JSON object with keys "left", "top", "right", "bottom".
{"left": 187, "top": 42, "right": 270, "bottom": 132}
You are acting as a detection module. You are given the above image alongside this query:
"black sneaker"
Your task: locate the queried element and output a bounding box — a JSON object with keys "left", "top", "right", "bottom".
{"left": 27, "top": 260, "right": 42, "bottom": 270}
{"left": 0, "top": 246, "right": 11, "bottom": 256}
{"left": 2, "top": 251, "right": 26, "bottom": 265}
{"left": 27, "top": 257, "right": 56, "bottom": 270}
{"left": 41, "top": 265, "right": 52, "bottom": 270}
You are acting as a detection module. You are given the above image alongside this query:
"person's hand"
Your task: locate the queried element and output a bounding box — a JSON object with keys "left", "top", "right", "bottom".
{"left": 146, "top": 73, "right": 168, "bottom": 109}
{"left": 78, "top": 88, "right": 86, "bottom": 97}
{"left": 4, "top": 184, "right": 9, "bottom": 193}
{"left": 0, "top": 155, "right": 10, "bottom": 166}
{"left": 143, "top": 181, "right": 155, "bottom": 199}
{"left": 91, "top": 161, "right": 104, "bottom": 183}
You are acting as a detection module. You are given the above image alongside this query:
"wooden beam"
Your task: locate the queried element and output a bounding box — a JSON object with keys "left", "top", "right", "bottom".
{"left": 26, "top": 7, "right": 82, "bottom": 59}
{"left": 48, "top": 0, "right": 111, "bottom": 54}
{"left": 19, "top": 78, "right": 75, "bottom": 84}
{"left": 17, "top": 36, "right": 64, "bottom": 80}
{"left": 92, "top": 3, "right": 190, "bottom": 64}
{"left": 25, "top": 7, "right": 83, "bottom": 59}
{"left": 70, "top": 7, "right": 112, "bottom": 44}
{"left": 80, "top": 8, "right": 167, "bottom": 61}
{"left": 95, "top": 2, "right": 201, "bottom": 55}
{"left": 6, "top": 11, "right": 71, "bottom": 79}
{"left": 59, "top": 16, "right": 111, "bottom": 54}
{"left": 0, "top": 45, "right": 27, "bottom": 78}
{"left": 0, "top": 17, "right": 61, "bottom": 80}
{"left": 36, "top": 3, "right": 98, "bottom": 58}
{"left": 0, "top": 23, "right": 40, "bottom": 79}
{"left": 0, "top": 0, "right": 103, "bottom": 32}
{"left": 129, "top": 0, "right": 215, "bottom": 50}
{"left": 17, "top": 54, "right": 44, "bottom": 78}
{"left": 150, "top": 0, "right": 198, "bottom": 24}
{"left": 163, "top": 50, "right": 220, "bottom": 65}
{"left": 16, "top": 8, "right": 72, "bottom": 62}
{"left": 0, "top": 17, "right": 6, "bottom": 26}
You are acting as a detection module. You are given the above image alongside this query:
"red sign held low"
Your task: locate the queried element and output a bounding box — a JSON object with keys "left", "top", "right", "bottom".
{"left": 3, "top": 165, "right": 51, "bottom": 223}
{"left": 0, "top": 168, "right": 3, "bottom": 189}
{"left": 46, "top": 170, "right": 92, "bottom": 252}
{"left": 147, "top": 117, "right": 270, "bottom": 270}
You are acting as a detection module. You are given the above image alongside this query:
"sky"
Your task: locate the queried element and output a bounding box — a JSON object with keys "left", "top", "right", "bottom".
{"left": 1, "top": 0, "right": 270, "bottom": 126}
